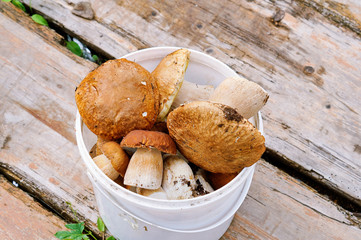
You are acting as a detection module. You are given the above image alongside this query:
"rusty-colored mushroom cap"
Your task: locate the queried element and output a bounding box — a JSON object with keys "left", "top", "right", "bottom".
{"left": 206, "top": 172, "right": 239, "bottom": 190}
{"left": 101, "top": 141, "right": 129, "bottom": 177}
{"left": 120, "top": 130, "right": 177, "bottom": 154}
{"left": 75, "top": 58, "right": 160, "bottom": 140}
{"left": 167, "top": 101, "right": 265, "bottom": 173}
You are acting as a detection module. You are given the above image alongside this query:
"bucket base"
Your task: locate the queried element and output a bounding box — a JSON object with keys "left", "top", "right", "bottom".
{"left": 90, "top": 173, "right": 234, "bottom": 240}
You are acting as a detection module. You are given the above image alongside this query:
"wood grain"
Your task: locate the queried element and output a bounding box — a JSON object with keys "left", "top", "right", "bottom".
{"left": 0, "top": 2, "right": 100, "bottom": 235}
{"left": 1, "top": 2, "right": 361, "bottom": 239}
{"left": 224, "top": 161, "right": 361, "bottom": 240}
{"left": 20, "top": 0, "right": 361, "bottom": 206}
{"left": 0, "top": 175, "right": 67, "bottom": 240}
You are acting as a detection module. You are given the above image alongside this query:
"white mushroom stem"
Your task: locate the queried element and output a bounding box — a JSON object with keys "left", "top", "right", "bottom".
{"left": 162, "top": 155, "right": 195, "bottom": 200}
{"left": 171, "top": 80, "right": 215, "bottom": 110}
{"left": 136, "top": 187, "right": 168, "bottom": 199}
{"left": 124, "top": 148, "right": 163, "bottom": 190}
{"left": 193, "top": 169, "right": 214, "bottom": 196}
{"left": 93, "top": 154, "right": 119, "bottom": 180}
{"left": 209, "top": 76, "right": 269, "bottom": 119}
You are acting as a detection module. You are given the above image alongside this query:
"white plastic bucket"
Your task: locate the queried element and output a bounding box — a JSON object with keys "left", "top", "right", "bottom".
{"left": 75, "top": 47, "right": 264, "bottom": 239}
{"left": 89, "top": 166, "right": 254, "bottom": 240}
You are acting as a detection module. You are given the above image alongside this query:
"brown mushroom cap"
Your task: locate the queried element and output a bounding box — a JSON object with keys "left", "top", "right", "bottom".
{"left": 120, "top": 130, "right": 177, "bottom": 154}
{"left": 206, "top": 172, "right": 239, "bottom": 190}
{"left": 167, "top": 101, "right": 265, "bottom": 173}
{"left": 152, "top": 49, "right": 190, "bottom": 121}
{"left": 75, "top": 58, "right": 160, "bottom": 140}
{"left": 101, "top": 141, "right": 129, "bottom": 177}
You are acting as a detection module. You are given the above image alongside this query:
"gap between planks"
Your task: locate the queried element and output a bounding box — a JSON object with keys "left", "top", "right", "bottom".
{"left": 0, "top": 164, "right": 106, "bottom": 239}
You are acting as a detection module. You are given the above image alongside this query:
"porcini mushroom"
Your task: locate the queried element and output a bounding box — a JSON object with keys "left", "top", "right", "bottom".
{"left": 121, "top": 130, "right": 177, "bottom": 189}
{"left": 167, "top": 101, "right": 265, "bottom": 173}
{"left": 75, "top": 58, "right": 160, "bottom": 140}
{"left": 93, "top": 155, "right": 120, "bottom": 180}
{"left": 162, "top": 155, "right": 196, "bottom": 200}
{"left": 209, "top": 76, "right": 269, "bottom": 119}
{"left": 193, "top": 169, "right": 214, "bottom": 197}
{"left": 101, "top": 141, "right": 130, "bottom": 177}
{"left": 206, "top": 172, "right": 239, "bottom": 190}
{"left": 136, "top": 187, "right": 168, "bottom": 200}
{"left": 152, "top": 49, "right": 190, "bottom": 121}
{"left": 92, "top": 141, "right": 130, "bottom": 180}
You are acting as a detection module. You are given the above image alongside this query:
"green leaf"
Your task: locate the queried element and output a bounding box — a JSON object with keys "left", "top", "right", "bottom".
{"left": 92, "top": 54, "right": 99, "bottom": 62}
{"left": 106, "top": 236, "right": 116, "bottom": 240}
{"left": 97, "top": 217, "right": 105, "bottom": 232}
{"left": 65, "top": 222, "right": 84, "bottom": 234}
{"left": 11, "top": 0, "right": 26, "bottom": 12}
{"left": 2, "top": 0, "right": 12, "bottom": 3}
{"left": 73, "top": 234, "right": 88, "bottom": 240}
{"left": 54, "top": 231, "right": 87, "bottom": 240}
{"left": 66, "top": 41, "right": 83, "bottom": 57}
{"left": 31, "top": 14, "right": 48, "bottom": 26}
{"left": 54, "top": 231, "right": 74, "bottom": 239}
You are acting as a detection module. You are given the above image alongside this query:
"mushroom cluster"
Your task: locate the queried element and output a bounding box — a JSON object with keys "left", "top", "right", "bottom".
{"left": 75, "top": 49, "right": 269, "bottom": 200}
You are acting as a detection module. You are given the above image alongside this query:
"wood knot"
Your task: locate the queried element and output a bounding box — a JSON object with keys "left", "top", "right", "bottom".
{"left": 71, "top": 2, "right": 94, "bottom": 20}
{"left": 303, "top": 66, "right": 315, "bottom": 75}
{"left": 271, "top": 9, "right": 285, "bottom": 26}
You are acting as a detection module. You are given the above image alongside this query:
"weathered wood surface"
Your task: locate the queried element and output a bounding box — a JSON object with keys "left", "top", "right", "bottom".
{"left": 0, "top": 175, "right": 68, "bottom": 240}
{"left": 21, "top": 0, "right": 361, "bottom": 206}
{"left": 1, "top": 2, "right": 361, "bottom": 239}
{"left": 224, "top": 161, "right": 361, "bottom": 240}
{"left": 0, "top": 2, "right": 100, "bottom": 236}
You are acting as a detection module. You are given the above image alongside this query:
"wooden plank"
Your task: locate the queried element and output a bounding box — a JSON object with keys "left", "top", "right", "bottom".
{"left": 0, "top": 2, "right": 101, "bottom": 235}
{"left": 298, "top": 0, "right": 361, "bottom": 36}
{"left": 1, "top": 3, "right": 361, "bottom": 239}
{"left": 0, "top": 175, "right": 67, "bottom": 240}
{"left": 20, "top": 0, "right": 361, "bottom": 205}
{"left": 224, "top": 161, "right": 361, "bottom": 240}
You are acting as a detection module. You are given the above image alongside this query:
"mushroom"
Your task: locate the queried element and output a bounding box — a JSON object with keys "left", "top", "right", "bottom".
{"left": 152, "top": 49, "right": 190, "bottom": 121}
{"left": 121, "top": 130, "right": 177, "bottom": 189}
{"left": 93, "top": 155, "right": 119, "bottom": 180}
{"left": 171, "top": 80, "right": 214, "bottom": 110}
{"left": 193, "top": 169, "right": 214, "bottom": 197}
{"left": 75, "top": 58, "right": 160, "bottom": 140}
{"left": 92, "top": 141, "right": 130, "bottom": 180}
{"left": 209, "top": 76, "right": 269, "bottom": 119}
{"left": 136, "top": 187, "right": 168, "bottom": 200}
{"left": 167, "top": 101, "right": 265, "bottom": 173}
{"left": 206, "top": 172, "right": 239, "bottom": 190}
{"left": 162, "top": 155, "right": 196, "bottom": 200}
{"left": 89, "top": 136, "right": 109, "bottom": 158}
{"left": 89, "top": 143, "right": 98, "bottom": 158}
{"left": 95, "top": 137, "right": 109, "bottom": 155}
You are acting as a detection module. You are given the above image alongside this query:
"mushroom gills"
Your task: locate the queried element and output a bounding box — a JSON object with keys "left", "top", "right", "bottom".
{"left": 124, "top": 148, "right": 163, "bottom": 189}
